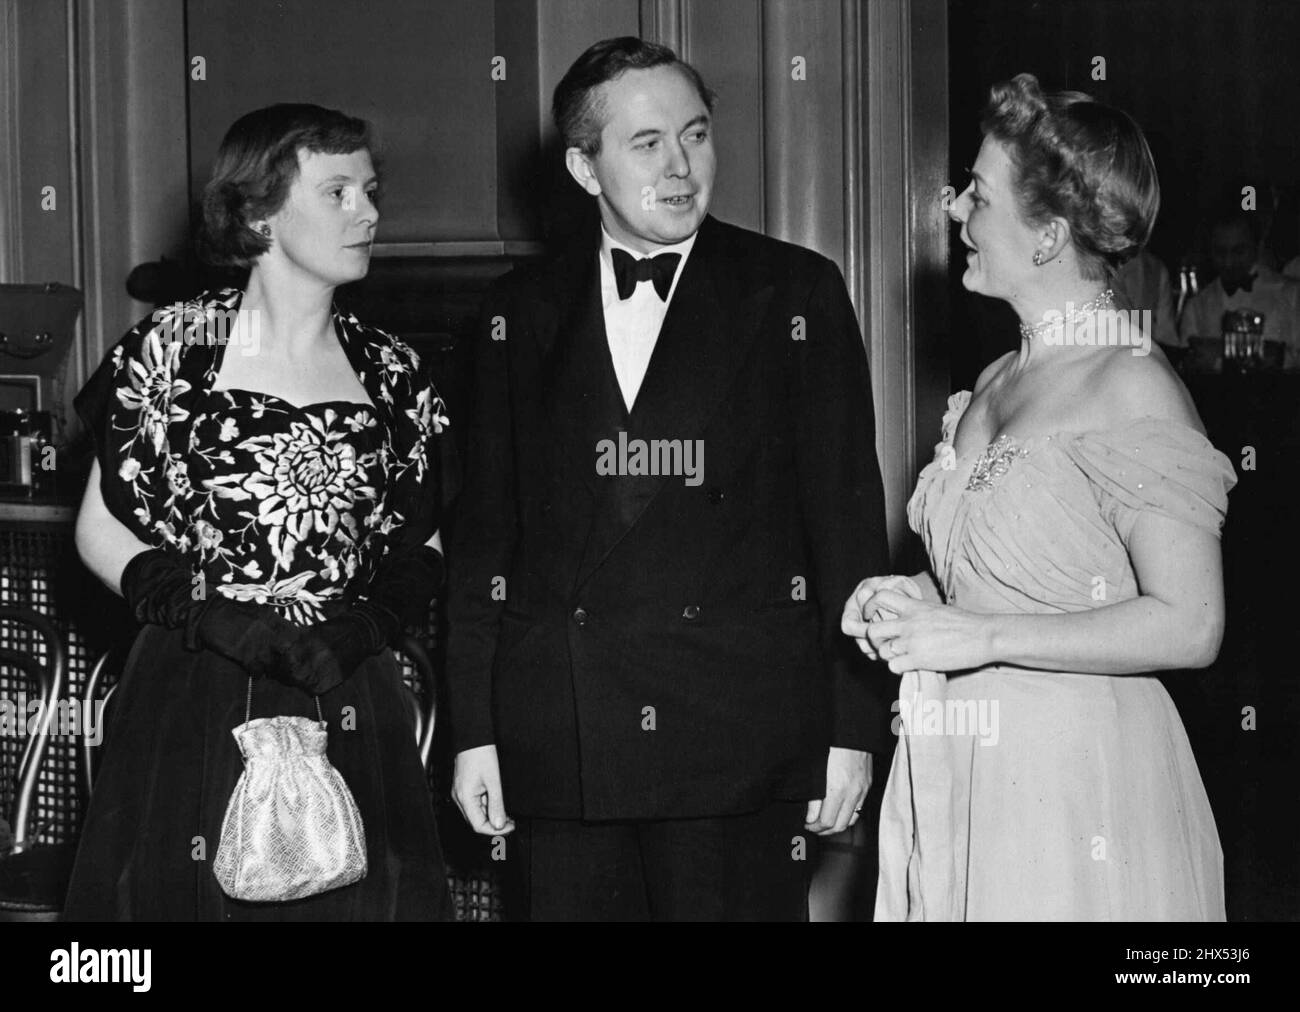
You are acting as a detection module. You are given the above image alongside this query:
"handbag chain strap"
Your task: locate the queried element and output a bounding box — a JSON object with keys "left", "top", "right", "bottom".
{"left": 244, "top": 677, "right": 324, "bottom": 725}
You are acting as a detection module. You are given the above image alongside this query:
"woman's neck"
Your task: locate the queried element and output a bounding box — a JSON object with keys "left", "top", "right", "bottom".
{"left": 239, "top": 265, "right": 336, "bottom": 357}
{"left": 1009, "top": 273, "right": 1110, "bottom": 368}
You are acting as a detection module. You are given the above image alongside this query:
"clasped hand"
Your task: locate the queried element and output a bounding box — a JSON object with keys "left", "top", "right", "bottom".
{"left": 841, "top": 575, "right": 994, "bottom": 675}
{"left": 120, "top": 548, "right": 397, "bottom": 696}
{"left": 241, "top": 607, "right": 382, "bottom": 696}
{"left": 184, "top": 597, "right": 381, "bottom": 696}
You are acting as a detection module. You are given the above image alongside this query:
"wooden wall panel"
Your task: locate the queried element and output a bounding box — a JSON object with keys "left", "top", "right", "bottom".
{"left": 760, "top": 0, "right": 846, "bottom": 267}
{"left": 0, "top": 1, "right": 188, "bottom": 432}
{"left": 10, "top": 0, "right": 72, "bottom": 287}
{"left": 494, "top": 0, "right": 542, "bottom": 242}
{"left": 908, "top": 0, "right": 951, "bottom": 567}
{"left": 682, "top": 0, "right": 764, "bottom": 232}
{"left": 186, "top": 0, "right": 498, "bottom": 244}
{"left": 532, "top": 0, "right": 639, "bottom": 241}
{"left": 121, "top": 2, "right": 189, "bottom": 291}
{"left": 536, "top": 0, "right": 640, "bottom": 119}
{"left": 0, "top": 2, "right": 22, "bottom": 281}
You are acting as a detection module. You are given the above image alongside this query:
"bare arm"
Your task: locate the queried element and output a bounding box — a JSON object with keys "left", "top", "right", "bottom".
{"left": 985, "top": 510, "right": 1223, "bottom": 672}
{"left": 864, "top": 511, "right": 1224, "bottom": 675}
{"left": 75, "top": 458, "right": 153, "bottom": 596}
{"left": 861, "top": 345, "right": 1226, "bottom": 676}
{"left": 978, "top": 351, "right": 1226, "bottom": 672}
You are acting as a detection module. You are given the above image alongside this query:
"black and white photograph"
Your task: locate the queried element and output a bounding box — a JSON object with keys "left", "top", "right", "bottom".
{"left": 0, "top": 0, "right": 1293, "bottom": 986}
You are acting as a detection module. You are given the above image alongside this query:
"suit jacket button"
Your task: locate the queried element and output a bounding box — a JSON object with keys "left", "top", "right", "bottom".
{"left": 572, "top": 606, "right": 588, "bottom": 626}
{"left": 707, "top": 487, "right": 724, "bottom": 504}
{"left": 682, "top": 605, "right": 700, "bottom": 621}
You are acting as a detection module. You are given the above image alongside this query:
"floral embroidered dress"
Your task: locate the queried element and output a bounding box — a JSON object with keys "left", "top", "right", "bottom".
{"left": 875, "top": 391, "right": 1236, "bottom": 922}
{"left": 64, "top": 289, "right": 454, "bottom": 921}
{"left": 184, "top": 392, "right": 386, "bottom": 626}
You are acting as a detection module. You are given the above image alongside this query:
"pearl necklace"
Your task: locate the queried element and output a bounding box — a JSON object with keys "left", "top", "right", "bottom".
{"left": 1018, "top": 289, "right": 1115, "bottom": 341}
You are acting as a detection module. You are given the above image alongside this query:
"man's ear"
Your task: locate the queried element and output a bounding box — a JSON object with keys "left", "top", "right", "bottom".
{"left": 564, "top": 147, "right": 602, "bottom": 196}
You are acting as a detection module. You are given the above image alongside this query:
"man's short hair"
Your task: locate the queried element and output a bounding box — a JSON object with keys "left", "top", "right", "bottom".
{"left": 552, "top": 36, "right": 716, "bottom": 157}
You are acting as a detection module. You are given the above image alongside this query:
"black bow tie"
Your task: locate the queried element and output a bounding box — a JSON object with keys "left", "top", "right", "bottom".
{"left": 1223, "top": 275, "right": 1255, "bottom": 296}
{"left": 611, "top": 248, "right": 682, "bottom": 301}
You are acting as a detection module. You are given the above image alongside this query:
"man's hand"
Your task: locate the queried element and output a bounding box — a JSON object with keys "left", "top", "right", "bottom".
{"left": 805, "top": 747, "right": 872, "bottom": 836}
{"left": 452, "top": 744, "right": 515, "bottom": 836}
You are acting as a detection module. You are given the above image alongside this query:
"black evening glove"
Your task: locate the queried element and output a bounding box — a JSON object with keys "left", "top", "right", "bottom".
{"left": 120, "top": 548, "right": 300, "bottom": 678}
{"left": 283, "top": 545, "right": 446, "bottom": 694}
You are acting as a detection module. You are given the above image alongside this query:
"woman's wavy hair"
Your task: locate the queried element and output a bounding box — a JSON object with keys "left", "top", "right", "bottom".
{"left": 981, "top": 73, "right": 1159, "bottom": 282}
{"left": 199, "top": 103, "right": 375, "bottom": 268}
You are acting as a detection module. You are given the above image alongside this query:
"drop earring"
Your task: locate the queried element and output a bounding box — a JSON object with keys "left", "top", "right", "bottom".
{"left": 255, "top": 223, "right": 271, "bottom": 238}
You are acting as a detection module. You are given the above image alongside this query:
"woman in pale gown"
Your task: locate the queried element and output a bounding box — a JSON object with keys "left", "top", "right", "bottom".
{"left": 843, "top": 73, "right": 1234, "bottom": 921}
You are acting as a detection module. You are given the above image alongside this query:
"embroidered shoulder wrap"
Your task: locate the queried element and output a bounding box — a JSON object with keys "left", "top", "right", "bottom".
{"left": 74, "top": 288, "right": 451, "bottom": 595}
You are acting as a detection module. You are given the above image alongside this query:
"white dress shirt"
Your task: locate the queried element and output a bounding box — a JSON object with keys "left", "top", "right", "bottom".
{"left": 1178, "top": 263, "right": 1300, "bottom": 367}
{"left": 598, "top": 226, "right": 698, "bottom": 411}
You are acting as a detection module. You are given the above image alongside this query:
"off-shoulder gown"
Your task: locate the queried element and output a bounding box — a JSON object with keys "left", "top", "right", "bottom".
{"left": 876, "top": 391, "right": 1235, "bottom": 921}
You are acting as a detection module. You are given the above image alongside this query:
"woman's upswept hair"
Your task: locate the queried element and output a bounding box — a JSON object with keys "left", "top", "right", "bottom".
{"left": 199, "top": 103, "right": 375, "bottom": 268}
{"left": 981, "top": 73, "right": 1159, "bottom": 282}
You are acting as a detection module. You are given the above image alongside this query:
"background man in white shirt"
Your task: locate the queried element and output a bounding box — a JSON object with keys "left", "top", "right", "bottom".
{"left": 1181, "top": 210, "right": 1300, "bottom": 368}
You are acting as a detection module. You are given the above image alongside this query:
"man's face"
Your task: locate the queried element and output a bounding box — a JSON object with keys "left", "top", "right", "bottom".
{"left": 1209, "top": 220, "right": 1256, "bottom": 284}
{"left": 568, "top": 65, "right": 715, "bottom": 252}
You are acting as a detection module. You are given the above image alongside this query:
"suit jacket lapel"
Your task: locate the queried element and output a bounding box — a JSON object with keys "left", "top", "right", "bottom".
{"left": 627, "top": 217, "right": 759, "bottom": 439}
{"left": 574, "top": 216, "right": 773, "bottom": 589}
{"left": 538, "top": 232, "right": 627, "bottom": 502}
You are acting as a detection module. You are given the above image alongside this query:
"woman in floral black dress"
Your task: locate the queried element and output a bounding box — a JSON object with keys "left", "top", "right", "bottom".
{"left": 65, "top": 104, "right": 453, "bottom": 920}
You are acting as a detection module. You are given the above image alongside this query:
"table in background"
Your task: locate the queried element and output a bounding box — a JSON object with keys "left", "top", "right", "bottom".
{"left": 1178, "top": 369, "right": 1300, "bottom": 920}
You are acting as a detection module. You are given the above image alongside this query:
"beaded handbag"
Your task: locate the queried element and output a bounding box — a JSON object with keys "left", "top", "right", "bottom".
{"left": 213, "top": 680, "right": 367, "bottom": 902}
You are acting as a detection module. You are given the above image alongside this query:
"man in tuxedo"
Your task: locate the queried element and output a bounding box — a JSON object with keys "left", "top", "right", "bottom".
{"left": 445, "top": 36, "right": 889, "bottom": 921}
{"left": 1179, "top": 210, "right": 1300, "bottom": 367}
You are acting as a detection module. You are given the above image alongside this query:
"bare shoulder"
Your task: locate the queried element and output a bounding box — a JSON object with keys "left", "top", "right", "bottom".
{"left": 1092, "top": 345, "right": 1203, "bottom": 433}
{"left": 972, "top": 351, "right": 1016, "bottom": 397}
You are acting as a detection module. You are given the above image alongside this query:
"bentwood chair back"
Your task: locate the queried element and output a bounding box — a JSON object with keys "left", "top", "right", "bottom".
{"left": 397, "top": 634, "right": 437, "bottom": 773}
{"left": 79, "top": 648, "right": 119, "bottom": 800}
{"left": 0, "top": 607, "right": 72, "bottom": 922}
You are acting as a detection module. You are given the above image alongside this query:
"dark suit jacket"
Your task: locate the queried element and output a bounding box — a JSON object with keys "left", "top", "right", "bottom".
{"left": 445, "top": 215, "right": 890, "bottom": 820}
